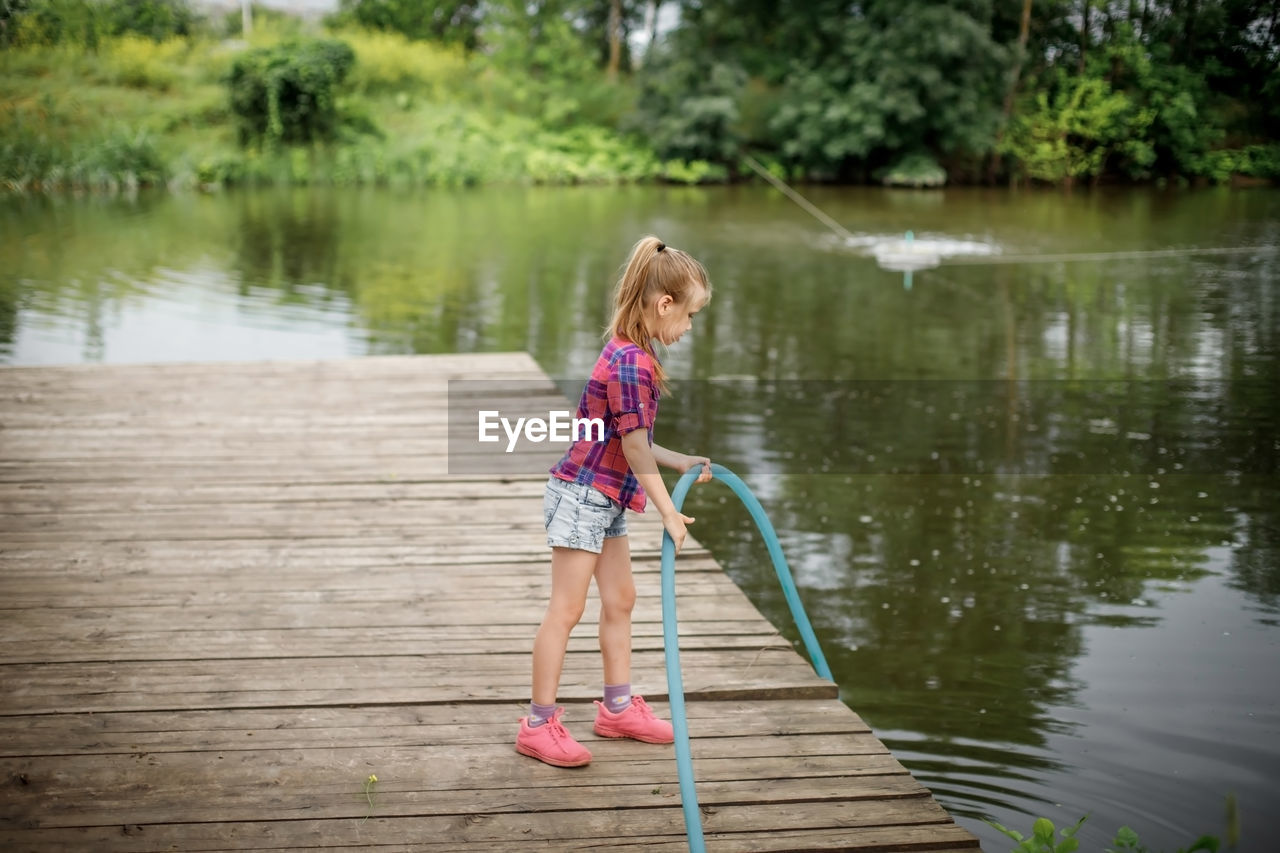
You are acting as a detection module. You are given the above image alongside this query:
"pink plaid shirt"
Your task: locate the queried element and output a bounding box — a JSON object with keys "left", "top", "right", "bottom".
{"left": 549, "top": 337, "right": 660, "bottom": 512}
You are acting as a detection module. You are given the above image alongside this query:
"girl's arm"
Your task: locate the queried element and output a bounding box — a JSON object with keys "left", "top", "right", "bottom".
{"left": 651, "top": 442, "right": 713, "bottom": 482}
{"left": 621, "top": 432, "right": 709, "bottom": 553}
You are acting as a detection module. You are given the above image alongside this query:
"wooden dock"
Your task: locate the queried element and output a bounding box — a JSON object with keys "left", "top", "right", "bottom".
{"left": 0, "top": 354, "right": 979, "bottom": 851}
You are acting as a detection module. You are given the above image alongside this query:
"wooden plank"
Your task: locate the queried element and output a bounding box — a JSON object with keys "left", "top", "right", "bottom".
{"left": 0, "top": 587, "right": 762, "bottom": 621}
{"left": 1, "top": 733, "right": 905, "bottom": 827}
{"left": 0, "top": 828, "right": 979, "bottom": 853}
{"left": 626, "top": 825, "right": 981, "bottom": 853}
{"left": 0, "top": 574, "right": 743, "bottom": 609}
{"left": 0, "top": 807, "right": 974, "bottom": 853}
{"left": 0, "top": 627, "right": 780, "bottom": 666}
{"left": 0, "top": 572, "right": 735, "bottom": 610}
{"left": 0, "top": 480, "right": 553, "bottom": 511}
{"left": 6, "top": 782, "right": 932, "bottom": 835}
{"left": 5, "top": 776, "right": 932, "bottom": 832}
{"left": 0, "top": 623, "right": 790, "bottom": 668}
{"left": 0, "top": 539, "right": 703, "bottom": 563}
{"left": 0, "top": 700, "right": 873, "bottom": 757}
{"left": 0, "top": 553, "right": 721, "bottom": 585}
{"left": 0, "top": 653, "right": 837, "bottom": 715}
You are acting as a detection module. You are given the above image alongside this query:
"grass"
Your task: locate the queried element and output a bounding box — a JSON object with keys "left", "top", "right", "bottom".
{"left": 0, "top": 26, "right": 717, "bottom": 192}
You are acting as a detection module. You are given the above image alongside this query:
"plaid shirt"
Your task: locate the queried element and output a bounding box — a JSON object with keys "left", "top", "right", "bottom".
{"left": 549, "top": 337, "right": 660, "bottom": 512}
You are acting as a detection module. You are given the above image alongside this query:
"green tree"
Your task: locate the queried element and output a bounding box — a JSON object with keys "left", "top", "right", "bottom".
{"left": 102, "top": 0, "right": 194, "bottom": 41}
{"left": 332, "top": 0, "right": 482, "bottom": 49}
{"left": 628, "top": 37, "right": 746, "bottom": 162}
{"left": 1001, "top": 68, "right": 1153, "bottom": 184}
{"left": 769, "top": 4, "right": 1008, "bottom": 180}
{"left": 631, "top": 1, "right": 1010, "bottom": 177}
{"left": 228, "top": 39, "right": 357, "bottom": 147}
{"left": 477, "top": 0, "right": 620, "bottom": 127}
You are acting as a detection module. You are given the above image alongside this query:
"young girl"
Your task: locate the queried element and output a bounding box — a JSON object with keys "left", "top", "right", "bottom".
{"left": 516, "top": 235, "right": 713, "bottom": 768}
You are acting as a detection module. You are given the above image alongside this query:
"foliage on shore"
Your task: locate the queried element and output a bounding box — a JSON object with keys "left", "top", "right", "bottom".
{"left": 0, "top": 1, "right": 719, "bottom": 191}
{"left": 1, "top": 0, "right": 1276, "bottom": 192}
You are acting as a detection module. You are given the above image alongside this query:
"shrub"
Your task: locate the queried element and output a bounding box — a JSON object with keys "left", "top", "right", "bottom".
{"left": 4, "top": 0, "right": 106, "bottom": 48}
{"left": 100, "top": 35, "right": 187, "bottom": 89}
{"left": 73, "top": 125, "right": 167, "bottom": 188}
{"left": 661, "top": 158, "right": 726, "bottom": 185}
{"left": 339, "top": 28, "right": 467, "bottom": 98}
{"left": 1001, "top": 71, "right": 1156, "bottom": 184}
{"left": 0, "top": 118, "right": 166, "bottom": 191}
{"left": 228, "top": 38, "right": 356, "bottom": 146}
{"left": 2, "top": 0, "right": 195, "bottom": 47}
{"left": 1190, "top": 144, "right": 1280, "bottom": 183}
{"left": 102, "top": 0, "right": 195, "bottom": 42}
{"left": 329, "top": 0, "right": 481, "bottom": 50}
{"left": 628, "top": 46, "right": 746, "bottom": 163}
{"left": 877, "top": 152, "right": 947, "bottom": 188}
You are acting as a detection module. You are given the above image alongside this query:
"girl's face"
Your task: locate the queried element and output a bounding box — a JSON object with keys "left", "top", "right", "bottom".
{"left": 652, "top": 283, "right": 707, "bottom": 346}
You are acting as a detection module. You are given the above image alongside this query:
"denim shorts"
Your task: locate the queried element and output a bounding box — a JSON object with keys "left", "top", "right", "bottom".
{"left": 544, "top": 476, "right": 627, "bottom": 554}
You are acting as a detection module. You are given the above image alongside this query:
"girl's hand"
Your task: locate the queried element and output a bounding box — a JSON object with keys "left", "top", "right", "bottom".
{"left": 662, "top": 510, "right": 695, "bottom": 554}
{"left": 676, "top": 454, "right": 713, "bottom": 484}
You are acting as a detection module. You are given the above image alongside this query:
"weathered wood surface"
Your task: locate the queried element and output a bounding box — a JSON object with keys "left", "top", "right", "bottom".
{"left": 0, "top": 353, "right": 978, "bottom": 851}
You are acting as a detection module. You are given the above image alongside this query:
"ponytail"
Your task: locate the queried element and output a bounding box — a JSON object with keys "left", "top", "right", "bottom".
{"left": 606, "top": 235, "right": 711, "bottom": 392}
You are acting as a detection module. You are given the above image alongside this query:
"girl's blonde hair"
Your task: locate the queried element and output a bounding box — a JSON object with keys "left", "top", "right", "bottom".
{"left": 606, "top": 235, "right": 711, "bottom": 392}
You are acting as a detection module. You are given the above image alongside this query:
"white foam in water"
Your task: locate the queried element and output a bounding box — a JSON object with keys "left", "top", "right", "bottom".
{"left": 841, "top": 233, "right": 1002, "bottom": 272}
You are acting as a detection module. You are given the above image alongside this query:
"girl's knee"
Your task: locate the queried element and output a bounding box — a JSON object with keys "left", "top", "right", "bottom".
{"left": 546, "top": 598, "right": 587, "bottom": 630}
{"left": 601, "top": 583, "right": 636, "bottom": 618}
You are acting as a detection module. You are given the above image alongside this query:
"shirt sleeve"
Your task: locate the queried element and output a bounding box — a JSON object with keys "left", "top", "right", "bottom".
{"left": 607, "top": 347, "right": 657, "bottom": 437}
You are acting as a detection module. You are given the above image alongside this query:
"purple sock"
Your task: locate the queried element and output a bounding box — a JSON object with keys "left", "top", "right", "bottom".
{"left": 528, "top": 701, "right": 557, "bottom": 728}
{"left": 603, "top": 683, "right": 631, "bottom": 713}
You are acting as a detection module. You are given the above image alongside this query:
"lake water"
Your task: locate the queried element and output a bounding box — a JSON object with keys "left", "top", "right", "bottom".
{"left": 3, "top": 185, "right": 1278, "bottom": 851}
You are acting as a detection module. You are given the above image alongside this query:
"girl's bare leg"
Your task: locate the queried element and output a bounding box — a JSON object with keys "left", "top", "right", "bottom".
{"left": 531, "top": 546, "right": 598, "bottom": 706}
{"left": 593, "top": 535, "right": 636, "bottom": 687}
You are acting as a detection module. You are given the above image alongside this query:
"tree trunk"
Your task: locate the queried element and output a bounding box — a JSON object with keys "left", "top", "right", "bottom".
{"left": 1080, "top": 0, "right": 1091, "bottom": 72}
{"left": 1181, "top": 0, "right": 1201, "bottom": 62}
{"left": 607, "top": 0, "right": 623, "bottom": 80}
{"left": 634, "top": 0, "right": 660, "bottom": 69}
{"left": 988, "top": 0, "right": 1034, "bottom": 184}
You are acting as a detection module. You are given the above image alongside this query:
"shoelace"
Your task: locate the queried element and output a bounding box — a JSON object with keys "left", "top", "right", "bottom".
{"left": 544, "top": 714, "right": 569, "bottom": 741}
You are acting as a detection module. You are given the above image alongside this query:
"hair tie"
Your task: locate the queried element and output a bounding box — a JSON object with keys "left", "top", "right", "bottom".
{"left": 656, "top": 242, "right": 666, "bottom": 252}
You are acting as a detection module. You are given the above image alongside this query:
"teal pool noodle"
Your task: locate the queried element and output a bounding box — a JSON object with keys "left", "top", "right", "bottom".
{"left": 661, "top": 463, "right": 834, "bottom": 850}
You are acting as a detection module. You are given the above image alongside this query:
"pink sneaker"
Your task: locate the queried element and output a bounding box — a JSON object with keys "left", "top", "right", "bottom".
{"left": 593, "top": 695, "right": 674, "bottom": 744}
{"left": 515, "top": 708, "right": 592, "bottom": 767}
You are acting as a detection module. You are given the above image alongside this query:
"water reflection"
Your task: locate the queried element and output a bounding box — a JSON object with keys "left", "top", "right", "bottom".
{"left": 232, "top": 191, "right": 352, "bottom": 301}
{"left": 2, "top": 185, "right": 1278, "bottom": 852}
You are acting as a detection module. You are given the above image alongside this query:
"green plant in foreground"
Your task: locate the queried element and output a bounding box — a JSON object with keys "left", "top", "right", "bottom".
{"left": 1105, "top": 792, "right": 1237, "bottom": 853}
{"left": 1106, "top": 825, "right": 1219, "bottom": 853}
{"left": 360, "top": 773, "right": 377, "bottom": 823}
{"left": 988, "top": 815, "right": 1087, "bottom": 853}
{"left": 990, "top": 814, "right": 1229, "bottom": 853}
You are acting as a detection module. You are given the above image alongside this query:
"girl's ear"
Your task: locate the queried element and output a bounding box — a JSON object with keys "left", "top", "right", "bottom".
{"left": 655, "top": 293, "right": 675, "bottom": 315}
